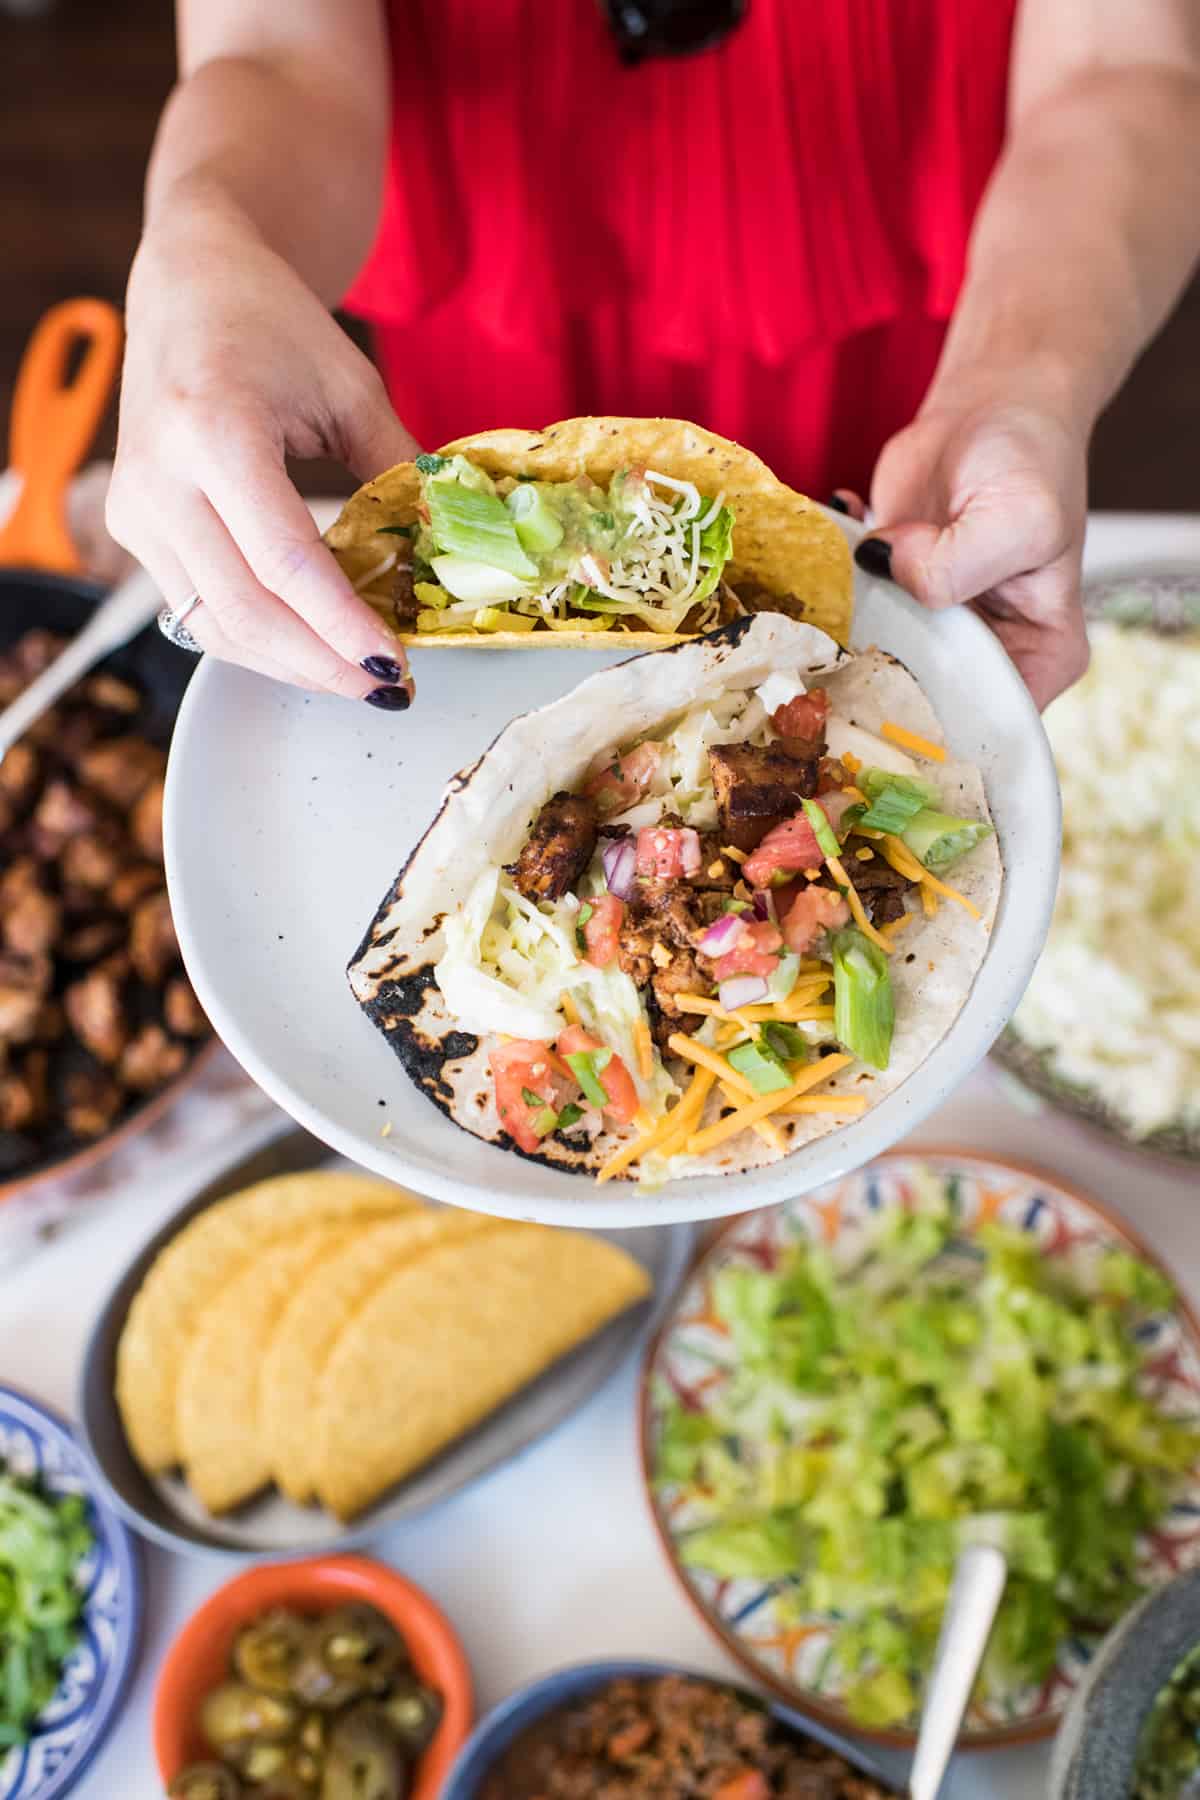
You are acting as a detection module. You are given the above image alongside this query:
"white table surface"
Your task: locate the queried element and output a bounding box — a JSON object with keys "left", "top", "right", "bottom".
{"left": 2, "top": 511, "right": 1198, "bottom": 1800}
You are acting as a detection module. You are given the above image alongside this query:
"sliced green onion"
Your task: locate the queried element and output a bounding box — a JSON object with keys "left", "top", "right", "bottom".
{"left": 415, "top": 453, "right": 447, "bottom": 475}
{"left": 505, "top": 483, "right": 565, "bottom": 553}
{"left": 860, "top": 768, "right": 941, "bottom": 807}
{"left": 728, "top": 1040, "right": 791, "bottom": 1094}
{"left": 521, "top": 1086, "right": 546, "bottom": 1108}
{"left": 566, "top": 1050, "right": 611, "bottom": 1109}
{"left": 531, "top": 1107, "right": 559, "bottom": 1139}
{"left": 901, "top": 810, "right": 993, "bottom": 874}
{"left": 426, "top": 482, "right": 538, "bottom": 579}
{"left": 832, "top": 928, "right": 894, "bottom": 1070}
{"left": 576, "top": 901, "right": 594, "bottom": 952}
{"left": 766, "top": 954, "right": 801, "bottom": 1003}
{"left": 556, "top": 1102, "right": 584, "bottom": 1130}
{"left": 724, "top": 899, "right": 750, "bottom": 915}
{"left": 801, "top": 798, "right": 840, "bottom": 861}
{"left": 760, "top": 1021, "right": 810, "bottom": 1062}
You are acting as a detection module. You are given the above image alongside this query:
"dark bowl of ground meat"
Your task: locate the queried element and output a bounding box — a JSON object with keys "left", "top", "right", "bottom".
{"left": 442, "top": 1662, "right": 900, "bottom": 1799}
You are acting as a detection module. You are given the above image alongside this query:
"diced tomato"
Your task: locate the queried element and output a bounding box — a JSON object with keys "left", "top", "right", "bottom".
{"left": 713, "top": 1774, "right": 770, "bottom": 1800}
{"left": 781, "top": 884, "right": 851, "bottom": 953}
{"left": 818, "top": 789, "right": 858, "bottom": 833}
{"left": 556, "top": 1024, "right": 639, "bottom": 1125}
{"left": 489, "top": 1040, "right": 574, "bottom": 1155}
{"left": 771, "top": 687, "right": 829, "bottom": 756}
{"left": 713, "top": 919, "right": 784, "bottom": 981}
{"left": 583, "top": 893, "right": 624, "bottom": 967}
{"left": 584, "top": 741, "right": 663, "bottom": 816}
{"left": 635, "top": 824, "right": 702, "bottom": 880}
{"left": 743, "top": 812, "right": 824, "bottom": 887}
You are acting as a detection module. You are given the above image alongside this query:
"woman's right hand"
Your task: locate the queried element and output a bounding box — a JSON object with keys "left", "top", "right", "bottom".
{"left": 107, "top": 201, "right": 419, "bottom": 707}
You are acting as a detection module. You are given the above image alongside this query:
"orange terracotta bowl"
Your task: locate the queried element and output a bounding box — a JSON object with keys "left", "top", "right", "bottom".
{"left": 153, "top": 1556, "right": 473, "bottom": 1799}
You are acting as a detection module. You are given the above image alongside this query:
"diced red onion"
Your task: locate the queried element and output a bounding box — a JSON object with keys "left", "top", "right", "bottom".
{"left": 751, "top": 888, "right": 777, "bottom": 924}
{"left": 698, "top": 911, "right": 745, "bottom": 956}
{"left": 679, "top": 828, "right": 702, "bottom": 876}
{"left": 718, "top": 975, "right": 769, "bottom": 1011}
{"left": 601, "top": 836, "right": 638, "bottom": 899}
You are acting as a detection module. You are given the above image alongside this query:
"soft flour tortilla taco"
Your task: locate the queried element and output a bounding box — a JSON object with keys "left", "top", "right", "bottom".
{"left": 324, "top": 416, "right": 853, "bottom": 648}
{"left": 348, "top": 616, "right": 1001, "bottom": 1187}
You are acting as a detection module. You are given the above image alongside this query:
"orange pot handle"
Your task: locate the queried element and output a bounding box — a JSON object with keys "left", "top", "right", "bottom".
{"left": 0, "top": 297, "right": 124, "bottom": 575}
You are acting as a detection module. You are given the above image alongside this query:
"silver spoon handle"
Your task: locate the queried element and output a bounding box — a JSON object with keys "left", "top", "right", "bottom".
{"left": 909, "top": 1546, "right": 1008, "bottom": 1800}
{"left": 0, "top": 568, "right": 161, "bottom": 760}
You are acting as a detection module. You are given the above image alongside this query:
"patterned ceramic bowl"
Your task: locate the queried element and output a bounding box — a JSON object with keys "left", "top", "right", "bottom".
{"left": 0, "top": 1386, "right": 142, "bottom": 1800}
{"left": 992, "top": 567, "right": 1200, "bottom": 1164}
{"left": 640, "top": 1149, "right": 1200, "bottom": 1750}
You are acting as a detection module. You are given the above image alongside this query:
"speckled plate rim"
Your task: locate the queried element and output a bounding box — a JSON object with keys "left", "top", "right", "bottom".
{"left": 0, "top": 1384, "right": 143, "bottom": 1800}
{"left": 637, "top": 1144, "right": 1200, "bottom": 1753}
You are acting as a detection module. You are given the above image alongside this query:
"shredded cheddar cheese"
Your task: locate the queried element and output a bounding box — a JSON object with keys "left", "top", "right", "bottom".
{"left": 880, "top": 911, "right": 914, "bottom": 940}
{"left": 782, "top": 1092, "right": 868, "bottom": 1116}
{"left": 841, "top": 751, "right": 862, "bottom": 774}
{"left": 560, "top": 991, "right": 581, "bottom": 1025}
{"left": 684, "top": 1054, "right": 852, "bottom": 1154}
{"left": 921, "top": 884, "right": 939, "bottom": 918}
{"left": 881, "top": 836, "right": 981, "bottom": 919}
{"left": 880, "top": 720, "right": 947, "bottom": 762}
{"left": 634, "top": 1017, "right": 654, "bottom": 1080}
{"left": 716, "top": 1085, "right": 788, "bottom": 1152}
{"left": 720, "top": 844, "right": 747, "bottom": 863}
{"left": 668, "top": 1033, "right": 757, "bottom": 1099}
{"left": 826, "top": 854, "right": 894, "bottom": 953}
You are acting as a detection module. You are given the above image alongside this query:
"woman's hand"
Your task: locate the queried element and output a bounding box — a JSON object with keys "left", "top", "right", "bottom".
{"left": 107, "top": 201, "right": 419, "bottom": 707}
{"left": 854, "top": 387, "right": 1090, "bottom": 710}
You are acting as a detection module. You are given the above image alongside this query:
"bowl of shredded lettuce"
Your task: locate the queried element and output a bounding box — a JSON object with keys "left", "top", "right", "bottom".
{"left": 997, "top": 572, "right": 1200, "bottom": 1162}
{"left": 0, "top": 1385, "right": 141, "bottom": 1799}
{"left": 642, "top": 1151, "right": 1200, "bottom": 1748}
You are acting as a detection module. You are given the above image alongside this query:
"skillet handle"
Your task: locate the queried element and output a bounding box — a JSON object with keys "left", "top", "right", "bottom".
{"left": 0, "top": 297, "right": 124, "bottom": 575}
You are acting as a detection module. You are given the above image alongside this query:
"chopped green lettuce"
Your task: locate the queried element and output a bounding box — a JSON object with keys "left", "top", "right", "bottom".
{"left": 652, "top": 1172, "right": 1200, "bottom": 1729}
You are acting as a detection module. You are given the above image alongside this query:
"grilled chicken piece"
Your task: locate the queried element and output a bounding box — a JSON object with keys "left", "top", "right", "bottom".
{"left": 79, "top": 738, "right": 166, "bottom": 810}
{"left": 0, "top": 953, "right": 52, "bottom": 1044}
{"left": 165, "top": 977, "right": 208, "bottom": 1038}
{"left": 59, "top": 916, "right": 126, "bottom": 964}
{"left": 131, "top": 777, "right": 165, "bottom": 862}
{"left": 708, "top": 743, "right": 818, "bottom": 853}
{"left": 60, "top": 1064, "right": 123, "bottom": 1139}
{"left": 510, "top": 791, "right": 598, "bottom": 902}
{"left": 392, "top": 558, "right": 419, "bottom": 628}
{"left": 110, "top": 863, "right": 163, "bottom": 912}
{"left": 64, "top": 967, "right": 128, "bottom": 1065}
{"left": 0, "top": 1051, "right": 48, "bottom": 1132}
{"left": 0, "top": 742, "right": 39, "bottom": 809}
{"left": 120, "top": 1024, "right": 188, "bottom": 1092}
{"left": 129, "top": 891, "right": 179, "bottom": 984}
{"left": 2, "top": 882, "right": 61, "bottom": 958}
{"left": 59, "top": 831, "right": 124, "bottom": 891}
{"left": 31, "top": 778, "right": 100, "bottom": 850}
{"left": 81, "top": 672, "right": 140, "bottom": 715}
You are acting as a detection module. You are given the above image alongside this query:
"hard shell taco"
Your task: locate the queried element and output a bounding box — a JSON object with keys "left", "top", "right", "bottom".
{"left": 324, "top": 416, "right": 853, "bottom": 648}
{"left": 348, "top": 615, "right": 1001, "bottom": 1186}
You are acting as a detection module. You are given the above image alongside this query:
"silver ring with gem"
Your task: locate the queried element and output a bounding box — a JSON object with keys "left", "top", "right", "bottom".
{"left": 156, "top": 592, "right": 204, "bottom": 654}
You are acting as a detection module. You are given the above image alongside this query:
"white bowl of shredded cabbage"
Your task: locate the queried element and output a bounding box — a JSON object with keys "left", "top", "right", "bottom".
{"left": 1001, "top": 576, "right": 1200, "bottom": 1160}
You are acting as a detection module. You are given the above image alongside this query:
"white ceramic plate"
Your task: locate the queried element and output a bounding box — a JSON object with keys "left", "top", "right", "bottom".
{"left": 164, "top": 511, "right": 1059, "bottom": 1227}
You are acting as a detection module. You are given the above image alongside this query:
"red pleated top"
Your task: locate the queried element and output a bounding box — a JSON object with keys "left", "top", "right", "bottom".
{"left": 347, "top": 0, "right": 1017, "bottom": 497}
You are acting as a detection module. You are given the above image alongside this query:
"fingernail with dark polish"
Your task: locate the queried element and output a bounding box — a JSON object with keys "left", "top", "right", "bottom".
{"left": 360, "top": 655, "right": 407, "bottom": 683}
{"left": 854, "top": 537, "right": 893, "bottom": 580}
{"left": 826, "top": 493, "right": 850, "bottom": 515}
{"left": 365, "top": 684, "right": 411, "bottom": 711}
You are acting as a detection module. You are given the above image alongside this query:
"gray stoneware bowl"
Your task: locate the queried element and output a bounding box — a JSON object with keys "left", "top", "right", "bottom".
{"left": 1049, "top": 1565, "right": 1200, "bottom": 1797}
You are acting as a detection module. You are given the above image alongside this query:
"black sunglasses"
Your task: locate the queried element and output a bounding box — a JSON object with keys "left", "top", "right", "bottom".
{"left": 602, "top": 0, "right": 748, "bottom": 65}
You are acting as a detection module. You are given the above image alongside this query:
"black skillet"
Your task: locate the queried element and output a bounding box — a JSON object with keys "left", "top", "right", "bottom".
{"left": 0, "top": 298, "right": 215, "bottom": 1203}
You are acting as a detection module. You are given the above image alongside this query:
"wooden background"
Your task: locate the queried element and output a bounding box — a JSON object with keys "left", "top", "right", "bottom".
{"left": 2, "top": 0, "right": 1197, "bottom": 510}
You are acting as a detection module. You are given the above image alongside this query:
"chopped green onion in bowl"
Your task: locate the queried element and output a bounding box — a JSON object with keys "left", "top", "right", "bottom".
{"left": 0, "top": 1473, "right": 94, "bottom": 1749}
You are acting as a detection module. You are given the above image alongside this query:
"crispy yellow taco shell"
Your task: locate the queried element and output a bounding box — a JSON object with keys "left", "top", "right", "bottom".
{"left": 324, "top": 416, "right": 853, "bottom": 649}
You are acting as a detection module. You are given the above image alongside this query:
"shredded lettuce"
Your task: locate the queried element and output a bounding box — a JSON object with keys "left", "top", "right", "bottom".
{"left": 653, "top": 1176, "right": 1200, "bottom": 1729}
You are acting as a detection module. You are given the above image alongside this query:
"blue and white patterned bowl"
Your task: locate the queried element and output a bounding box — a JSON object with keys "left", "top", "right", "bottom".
{"left": 0, "top": 1386, "right": 142, "bottom": 1800}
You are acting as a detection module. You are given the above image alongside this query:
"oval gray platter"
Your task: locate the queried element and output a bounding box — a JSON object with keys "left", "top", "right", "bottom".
{"left": 77, "top": 1124, "right": 693, "bottom": 1557}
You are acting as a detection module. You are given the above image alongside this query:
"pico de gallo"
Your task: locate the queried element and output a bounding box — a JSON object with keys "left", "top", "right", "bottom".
{"left": 433, "top": 667, "right": 992, "bottom": 1183}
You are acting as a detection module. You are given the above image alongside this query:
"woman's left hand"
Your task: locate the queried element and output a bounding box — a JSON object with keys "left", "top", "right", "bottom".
{"left": 852, "top": 388, "right": 1091, "bottom": 709}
